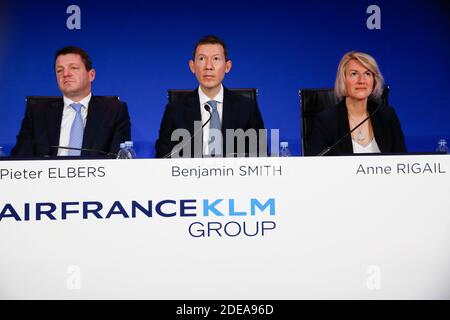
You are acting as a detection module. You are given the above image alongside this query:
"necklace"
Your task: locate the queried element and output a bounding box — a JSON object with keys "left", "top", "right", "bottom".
{"left": 355, "top": 128, "right": 365, "bottom": 142}
{"left": 349, "top": 114, "right": 368, "bottom": 142}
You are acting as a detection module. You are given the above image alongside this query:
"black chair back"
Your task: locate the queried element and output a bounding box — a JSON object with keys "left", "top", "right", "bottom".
{"left": 167, "top": 88, "right": 258, "bottom": 103}
{"left": 26, "top": 96, "right": 122, "bottom": 105}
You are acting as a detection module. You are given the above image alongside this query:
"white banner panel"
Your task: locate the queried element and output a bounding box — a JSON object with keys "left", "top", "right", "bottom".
{"left": 0, "top": 155, "right": 449, "bottom": 299}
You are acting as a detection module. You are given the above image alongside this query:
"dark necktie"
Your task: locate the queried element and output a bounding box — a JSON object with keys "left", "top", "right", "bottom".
{"left": 207, "top": 100, "right": 222, "bottom": 156}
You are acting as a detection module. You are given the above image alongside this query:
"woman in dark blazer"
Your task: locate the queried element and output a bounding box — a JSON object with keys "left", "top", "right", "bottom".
{"left": 306, "top": 51, "right": 406, "bottom": 156}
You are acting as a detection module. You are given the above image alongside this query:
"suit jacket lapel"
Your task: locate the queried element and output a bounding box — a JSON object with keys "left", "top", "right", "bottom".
{"left": 337, "top": 100, "right": 353, "bottom": 153}
{"left": 47, "top": 99, "right": 64, "bottom": 156}
{"left": 222, "top": 87, "right": 236, "bottom": 131}
{"left": 369, "top": 99, "right": 386, "bottom": 152}
{"left": 83, "top": 96, "right": 102, "bottom": 150}
{"left": 222, "top": 88, "right": 244, "bottom": 155}
{"left": 183, "top": 90, "right": 202, "bottom": 156}
{"left": 183, "top": 90, "right": 201, "bottom": 135}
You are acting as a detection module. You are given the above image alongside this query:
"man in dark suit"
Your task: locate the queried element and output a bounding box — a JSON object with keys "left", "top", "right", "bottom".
{"left": 11, "top": 46, "right": 131, "bottom": 157}
{"left": 155, "top": 35, "right": 265, "bottom": 158}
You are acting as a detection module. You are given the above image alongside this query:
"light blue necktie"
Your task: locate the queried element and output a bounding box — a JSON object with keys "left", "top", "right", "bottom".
{"left": 68, "top": 103, "right": 84, "bottom": 156}
{"left": 207, "top": 100, "right": 222, "bottom": 156}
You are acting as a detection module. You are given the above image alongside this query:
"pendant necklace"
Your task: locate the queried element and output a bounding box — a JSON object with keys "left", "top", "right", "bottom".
{"left": 355, "top": 126, "right": 365, "bottom": 142}
{"left": 350, "top": 115, "right": 367, "bottom": 142}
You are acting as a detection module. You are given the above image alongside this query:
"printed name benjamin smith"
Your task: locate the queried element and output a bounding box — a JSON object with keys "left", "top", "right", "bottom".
{"left": 172, "top": 165, "right": 282, "bottom": 179}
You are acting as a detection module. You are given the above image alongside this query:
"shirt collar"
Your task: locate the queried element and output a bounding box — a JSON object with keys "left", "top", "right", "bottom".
{"left": 63, "top": 92, "right": 92, "bottom": 109}
{"left": 198, "top": 84, "right": 223, "bottom": 106}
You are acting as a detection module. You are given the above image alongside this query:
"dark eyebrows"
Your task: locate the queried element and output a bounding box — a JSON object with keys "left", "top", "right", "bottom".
{"left": 196, "top": 53, "right": 223, "bottom": 59}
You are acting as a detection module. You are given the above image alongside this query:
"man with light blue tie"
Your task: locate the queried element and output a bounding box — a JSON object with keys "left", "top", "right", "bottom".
{"left": 155, "top": 35, "right": 265, "bottom": 158}
{"left": 11, "top": 46, "right": 131, "bottom": 157}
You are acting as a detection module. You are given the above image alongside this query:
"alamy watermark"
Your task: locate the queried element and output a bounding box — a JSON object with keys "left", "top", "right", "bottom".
{"left": 366, "top": 265, "right": 381, "bottom": 290}
{"left": 366, "top": 5, "right": 381, "bottom": 30}
{"left": 66, "top": 264, "right": 81, "bottom": 290}
{"left": 168, "top": 123, "right": 283, "bottom": 158}
{"left": 66, "top": 5, "right": 81, "bottom": 30}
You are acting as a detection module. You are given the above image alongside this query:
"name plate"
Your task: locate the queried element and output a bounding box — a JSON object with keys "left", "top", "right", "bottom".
{"left": 0, "top": 155, "right": 449, "bottom": 299}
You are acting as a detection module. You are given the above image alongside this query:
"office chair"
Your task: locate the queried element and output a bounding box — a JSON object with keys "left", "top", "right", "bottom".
{"left": 167, "top": 88, "right": 258, "bottom": 103}
{"left": 26, "top": 96, "right": 124, "bottom": 105}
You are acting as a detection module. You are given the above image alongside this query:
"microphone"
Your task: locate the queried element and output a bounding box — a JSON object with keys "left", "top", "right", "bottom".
{"left": 316, "top": 102, "right": 382, "bottom": 156}
{"left": 50, "top": 145, "right": 117, "bottom": 158}
{"left": 162, "top": 104, "right": 212, "bottom": 159}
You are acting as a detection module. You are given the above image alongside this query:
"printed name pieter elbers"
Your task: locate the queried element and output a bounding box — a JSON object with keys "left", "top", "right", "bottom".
{"left": 0, "top": 166, "right": 106, "bottom": 180}
{"left": 171, "top": 164, "right": 283, "bottom": 178}
{"left": 356, "top": 161, "right": 446, "bottom": 175}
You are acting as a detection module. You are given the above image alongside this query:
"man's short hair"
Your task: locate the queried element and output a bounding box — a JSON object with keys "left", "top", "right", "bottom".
{"left": 55, "top": 46, "right": 93, "bottom": 71}
{"left": 192, "top": 35, "right": 229, "bottom": 61}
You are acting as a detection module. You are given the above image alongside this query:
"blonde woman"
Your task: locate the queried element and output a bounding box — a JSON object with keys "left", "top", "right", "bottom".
{"left": 306, "top": 51, "right": 406, "bottom": 156}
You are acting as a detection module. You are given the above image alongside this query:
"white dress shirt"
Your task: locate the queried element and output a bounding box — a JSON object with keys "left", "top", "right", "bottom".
{"left": 57, "top": 93, "right": 92, "bottom": 156}
{"left": 352, "top": 137, "right": 381, "bottom": 154}
{"left": 198, "top": 85, "right": 224, "bottom": 155}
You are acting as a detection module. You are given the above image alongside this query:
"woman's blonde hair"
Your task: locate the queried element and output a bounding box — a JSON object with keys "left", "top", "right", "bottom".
{"left": 334, "top": 51, "right": 385, "bottom": 100}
